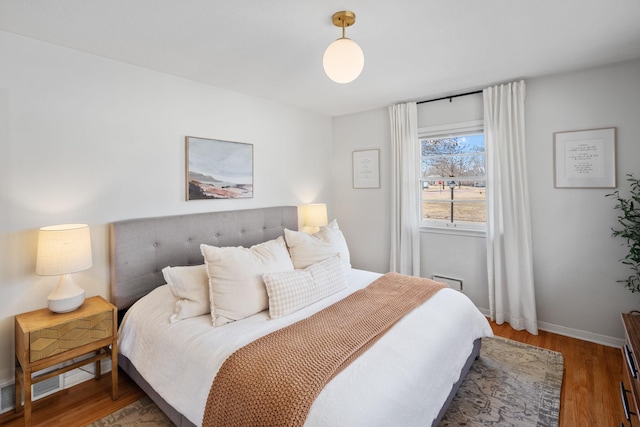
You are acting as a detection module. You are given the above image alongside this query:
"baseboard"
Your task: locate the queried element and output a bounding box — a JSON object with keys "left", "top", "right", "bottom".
{"left": 537, "top": 321, "right": 623, "bottom": 348}
{"left": 480, "top": 307, "right": 624, "bottom": 348}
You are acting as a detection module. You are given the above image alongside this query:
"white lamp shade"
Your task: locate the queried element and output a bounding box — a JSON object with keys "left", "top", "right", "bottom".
{"left": 323, "top": 38, "right": 364, "bottom": 84}
{"left": 36, "top": 224, "right": 93, "bottom": 276}
{"left": 303, "top": 204, "right": 328, "bottom": 228}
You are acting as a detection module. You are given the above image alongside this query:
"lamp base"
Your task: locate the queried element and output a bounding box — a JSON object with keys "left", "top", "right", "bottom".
{"left": 301, "top": 225, "right": 321, "bottom": 234}
{"left": 47, "top": 274, "right": 86, "bottom": 313}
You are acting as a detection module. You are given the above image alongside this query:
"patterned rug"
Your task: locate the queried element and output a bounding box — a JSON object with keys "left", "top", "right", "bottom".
{"left": 439, "top": 336, "right": 564, "bottom": 426}
{"left": 89, "top": 336, "right": 563, "bottom": 427}
{"left": 87, "top": 396, "right": 173, "bottom": 426}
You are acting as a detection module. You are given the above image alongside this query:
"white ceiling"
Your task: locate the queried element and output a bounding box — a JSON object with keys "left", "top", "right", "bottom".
{"left": 1, "top": 1, "right": 639, "bottom": 117}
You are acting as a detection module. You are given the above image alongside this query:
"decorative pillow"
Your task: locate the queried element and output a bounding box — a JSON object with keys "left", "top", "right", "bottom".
{"left": 284, "top": 219, "right": 351, "bottom": 269}
{"left": 263, "top": 255, "right": 347, "bottom": 319}
{"left": 200, "top": 236, "right": 294, "bottom": 326}
{"left": 162, "top": 264, "right": 210, "bottom": 323}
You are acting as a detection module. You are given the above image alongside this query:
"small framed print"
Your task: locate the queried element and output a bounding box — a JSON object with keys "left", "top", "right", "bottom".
{"left": 186, "top": 136, "right": 253, "bottom": 200}
{"left": 352, "top": 149, "right": 380, "bottom": 189}
{"left": 554, "top": 128, "right": 616, "bottom": 188}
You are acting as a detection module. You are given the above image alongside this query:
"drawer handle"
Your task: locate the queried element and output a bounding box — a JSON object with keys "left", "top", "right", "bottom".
{"left": 626, "top": 344, "right": 638, "bottom": 379}
{"left": 621, "top": 381, "right": 637, "bottom": 421}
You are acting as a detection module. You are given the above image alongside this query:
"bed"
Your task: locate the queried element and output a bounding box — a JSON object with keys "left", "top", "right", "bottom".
{"left": 110, "top": 206, "right": 492, "bottom": 427}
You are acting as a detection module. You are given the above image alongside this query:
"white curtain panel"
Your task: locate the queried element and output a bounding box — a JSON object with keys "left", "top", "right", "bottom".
{"left": 484, "top": 81, "right": 538, "bottom": 335}
{"left": 389, "top": 102, "right": 420, "bottom": 276}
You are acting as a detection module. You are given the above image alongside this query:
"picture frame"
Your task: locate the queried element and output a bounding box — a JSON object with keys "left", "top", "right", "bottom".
{"left": 352, "top": 149, "right": 380, "bottom": 189}
{"left": 553, "top": 127, "right": 616, "bottom": 188}
{"left": 185, "top": 136, "right": 253, "bottom": 200}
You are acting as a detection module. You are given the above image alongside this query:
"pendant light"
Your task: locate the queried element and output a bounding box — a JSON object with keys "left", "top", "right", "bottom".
{"left": 323, "top": 11, "right": 364, "bottom": 84}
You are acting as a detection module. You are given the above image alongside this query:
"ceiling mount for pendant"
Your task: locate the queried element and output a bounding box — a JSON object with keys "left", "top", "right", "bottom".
{"left": 332, "top": 10, "right": 356, "bottom": 29}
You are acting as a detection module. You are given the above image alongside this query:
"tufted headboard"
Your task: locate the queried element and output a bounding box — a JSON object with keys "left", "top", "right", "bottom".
{"left": 109, "top": 206, "right": 298, "bottom": 312}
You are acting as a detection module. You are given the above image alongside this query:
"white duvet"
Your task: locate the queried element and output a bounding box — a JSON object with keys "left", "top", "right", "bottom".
{"left": 118, "top": 269, "right": 493, "bottom": 426}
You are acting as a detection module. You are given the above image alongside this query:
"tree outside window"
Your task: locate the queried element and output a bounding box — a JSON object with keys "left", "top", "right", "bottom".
{"left": 420, "top": 133, "right": 486, "bottom": 226}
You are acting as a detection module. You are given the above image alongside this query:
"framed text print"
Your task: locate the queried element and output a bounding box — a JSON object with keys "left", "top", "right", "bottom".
{"left": 186, "top": 136, "right": 253, "bottom": 200}
{"left": 554, "top": 127, "right": 616, "bottom": 188}
{"left": 352, "top": 149, "right": 380, "bottom": 189}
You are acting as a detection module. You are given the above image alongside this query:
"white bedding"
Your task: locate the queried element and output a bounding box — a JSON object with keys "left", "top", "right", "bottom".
{"left": 118, "top": 269, "right": 493, "bottom": 426}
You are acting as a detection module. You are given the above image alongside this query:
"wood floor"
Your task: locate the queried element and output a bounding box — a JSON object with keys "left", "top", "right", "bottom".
{"left": 491, "top": 322, "right": 624, "bottom": 426}
{"left": 0, "top": 321, "right": 625, "bottom": 426}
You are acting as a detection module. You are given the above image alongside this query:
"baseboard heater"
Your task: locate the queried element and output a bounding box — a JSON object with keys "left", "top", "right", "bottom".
{"left": 432, "top": 275, "right": 463, "bottom": 292}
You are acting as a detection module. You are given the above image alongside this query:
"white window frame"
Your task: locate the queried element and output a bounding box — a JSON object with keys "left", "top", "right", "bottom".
{"left": 418, "top": 120, "right": 486, "bottom": 233}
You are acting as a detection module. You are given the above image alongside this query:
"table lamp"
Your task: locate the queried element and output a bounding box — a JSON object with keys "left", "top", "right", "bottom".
{"left": 36, "top": 224, "right": 92, "bottom": 313}
{"left": 302, "top": 203, "right": 328, "bottom": 234}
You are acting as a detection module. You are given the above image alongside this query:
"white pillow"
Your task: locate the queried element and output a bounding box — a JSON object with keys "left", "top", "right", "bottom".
{"left": 200, "top": 236, "right": 294, "bottom": 326}
{"left": 284, "top": 219, "right": 351, "bottom": 269}
{"left": 263, "top": 255, "right": 347, "bottom": 319}
{"left": 162, "top": 264, "right": 210, "bottom": 323}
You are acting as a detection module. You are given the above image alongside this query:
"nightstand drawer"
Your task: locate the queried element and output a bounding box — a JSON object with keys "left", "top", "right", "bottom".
{"left": 29, "top": 310, "right": 113, "bottom": 362}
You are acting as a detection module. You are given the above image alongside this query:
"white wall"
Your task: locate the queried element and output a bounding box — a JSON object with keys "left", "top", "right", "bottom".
{"left": 420, "top": 230, "right": 489, "bottom": 312}
{"left": 332, "top": 59, "right": 640, "bottom": 346}
{"left": 0, "top": 31, "right": 332, "bottom": 384}
{"left": 525, "top": 60, "right": 640, "bottom": 343}
{"left": 331, "top": 108, "right": 391, "bottom": 273}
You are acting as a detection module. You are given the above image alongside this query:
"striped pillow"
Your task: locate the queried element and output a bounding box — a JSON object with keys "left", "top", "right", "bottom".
{"left": 263, "top": 255, "right": 347, "bottom": 319}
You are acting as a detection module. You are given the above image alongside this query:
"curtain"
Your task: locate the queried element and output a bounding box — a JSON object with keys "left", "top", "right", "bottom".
{"left": 389, "top": 102, "right": 420, "bottom": 276}
{"left": 484, "top": 81, "right": 538, "bottom": 335}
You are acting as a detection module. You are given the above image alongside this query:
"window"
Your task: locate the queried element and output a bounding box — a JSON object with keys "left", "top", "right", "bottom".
{"left": 419, "top": 121, "right": 485, "bottom": 229}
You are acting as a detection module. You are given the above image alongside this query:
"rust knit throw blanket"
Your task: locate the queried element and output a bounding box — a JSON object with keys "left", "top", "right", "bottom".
{"left": 201, "top": 272, "right": 446, "bottom": 427}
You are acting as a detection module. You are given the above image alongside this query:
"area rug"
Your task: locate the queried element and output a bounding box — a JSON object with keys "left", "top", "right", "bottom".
{"left": 89, "top": 336, "right": 563, "bottom": 427}
{"left": 87, "top": 396, "right": 173, "bottom": 426}
{"left": 439, "top": 336, "right": 564, "bottom": 427}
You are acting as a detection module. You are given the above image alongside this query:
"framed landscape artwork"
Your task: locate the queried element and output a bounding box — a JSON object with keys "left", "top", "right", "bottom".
{"left": 186, "top": 136, "right": 254, "bottom": 200}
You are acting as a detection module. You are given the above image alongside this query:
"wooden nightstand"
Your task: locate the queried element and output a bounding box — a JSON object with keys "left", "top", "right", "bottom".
{"left": 14, "top": 296, "right": 118, "bottom": 427}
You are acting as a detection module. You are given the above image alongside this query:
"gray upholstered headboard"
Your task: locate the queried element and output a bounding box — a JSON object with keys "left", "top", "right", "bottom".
{"left": 109, "top": 206, "right": 298, "bottom": 312}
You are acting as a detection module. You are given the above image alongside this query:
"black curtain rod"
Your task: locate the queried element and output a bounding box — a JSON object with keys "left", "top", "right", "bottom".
{"left": 417, "top": 90, "right": 483, "bottom": 105}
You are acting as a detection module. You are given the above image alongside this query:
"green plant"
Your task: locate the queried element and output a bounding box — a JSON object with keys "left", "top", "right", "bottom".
{"left": 607, "top": 174, "right": 640, "bottom": 292}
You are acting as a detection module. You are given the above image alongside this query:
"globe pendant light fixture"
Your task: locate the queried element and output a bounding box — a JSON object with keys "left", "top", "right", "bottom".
{"left": 323, "top": 11, "right": 364, "bottom": 84}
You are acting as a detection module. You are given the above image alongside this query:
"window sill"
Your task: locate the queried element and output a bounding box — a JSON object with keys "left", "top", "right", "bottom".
{"left": 420, "top": 225, "right": 486, "bottom": 238}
